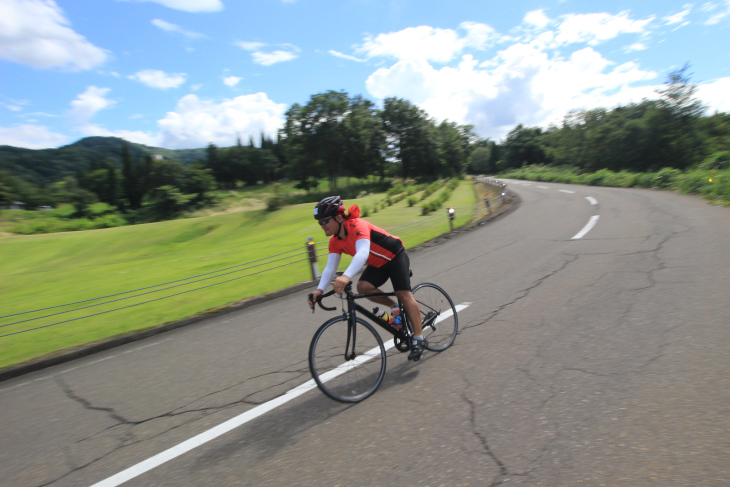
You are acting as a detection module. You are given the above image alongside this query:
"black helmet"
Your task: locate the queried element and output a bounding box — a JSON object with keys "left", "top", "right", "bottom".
{"left": 314, "top": 196, "right": 344, "bottom": 220}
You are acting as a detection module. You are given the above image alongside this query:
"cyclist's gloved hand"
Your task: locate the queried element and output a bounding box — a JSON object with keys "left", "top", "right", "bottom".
{"left": 333, "top": 275, "right": 350, "bottom": 294}
{"left": 308, "top": 289, "right": 323, "bottom": 310}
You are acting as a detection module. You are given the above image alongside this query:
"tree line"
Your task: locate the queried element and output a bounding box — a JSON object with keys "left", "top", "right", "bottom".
{"left": 1, "top": 93, "right": 480, "bottom": 218}
{"left": 4, "top": 66, "right": 727, "bottom": 222}
{"left": 470, "top": 66, "right": 730, "bottom": 175}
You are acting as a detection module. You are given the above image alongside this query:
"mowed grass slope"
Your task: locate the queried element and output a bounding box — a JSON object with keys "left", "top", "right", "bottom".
{"left": 0, "top": 181, "right": 477, "bottom": 368}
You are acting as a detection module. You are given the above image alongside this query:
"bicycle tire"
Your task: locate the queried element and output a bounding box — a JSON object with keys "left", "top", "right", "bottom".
{"left": 412, "top": 282, "right": 458, "bottom": 351}
{"left": 309, "top": 316, "right": 386, "bottom": 403}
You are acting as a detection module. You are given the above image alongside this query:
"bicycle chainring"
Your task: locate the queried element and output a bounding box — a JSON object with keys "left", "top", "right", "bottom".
{"left": 394, "top": 336, "right": 410, "bottom": 352}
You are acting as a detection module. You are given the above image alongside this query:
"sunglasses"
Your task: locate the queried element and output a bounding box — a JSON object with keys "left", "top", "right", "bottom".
{"left": 318, "top": 217, "right": 333, "bottom": 226}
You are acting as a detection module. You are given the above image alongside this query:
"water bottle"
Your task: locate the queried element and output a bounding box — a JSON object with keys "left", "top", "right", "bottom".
{"left": 373, "top": 307, "right": 394, "bottom": 325}
{"left": 391, "top": 306, "right": 402, "bottom": 328}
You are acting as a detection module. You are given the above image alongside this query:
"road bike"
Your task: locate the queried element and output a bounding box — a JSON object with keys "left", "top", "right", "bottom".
{"left": 308, "top": 278, "right": 458, "bottom": 402}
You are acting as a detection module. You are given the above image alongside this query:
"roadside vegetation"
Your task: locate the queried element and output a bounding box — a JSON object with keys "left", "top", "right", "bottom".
{"left": 470, "top": 65, "right": 729, "bottom": 205}
{"left": 500, "top": 164, "right": 730, "bottom": 205}
{"left": 1, "top": 92, "right": 478, "bottom": 235}
{"left": 2, "top": 63, "right": 729, "bottom": 369}
{"left": 0, "top": 179, "right": 477, "bottom": 369}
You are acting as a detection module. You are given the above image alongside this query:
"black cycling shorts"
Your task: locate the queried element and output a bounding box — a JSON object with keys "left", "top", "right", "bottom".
{"left": 359, "top": 250, "right": 411, "bottom": 292}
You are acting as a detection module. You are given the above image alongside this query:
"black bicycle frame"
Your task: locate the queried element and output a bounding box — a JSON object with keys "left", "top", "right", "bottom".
{"left": 351, "top": 295, "right": 411, "bottom": 342}
{"left": 318, "top": 286, "right": 411, "bottom": 362}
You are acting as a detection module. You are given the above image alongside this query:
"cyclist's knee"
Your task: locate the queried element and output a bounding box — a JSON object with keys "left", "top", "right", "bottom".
{"left": 357, "top": 281, "right": 375, "bottom": 293}
{"left": 395, "top": 289, "right": 413, "bottom": 300}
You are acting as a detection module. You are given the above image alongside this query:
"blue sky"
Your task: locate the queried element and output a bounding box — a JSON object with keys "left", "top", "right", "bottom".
{"left": 1, "top": 0, "right": 729, "bottom": 150}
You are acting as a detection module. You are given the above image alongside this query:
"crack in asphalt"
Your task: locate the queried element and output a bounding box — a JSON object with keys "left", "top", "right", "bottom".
{"left": 29, "top": 208, "right": 702, "bottom": 486}
{"left": 39, "top": 359, "right": 313, "bottom": 487}
{"left": 430, "top": 241, "right": 518, "bottom": 279}
{"left": 461, "top": 382, "right": 508, "bottom": 486}
{"left": 460, "top": 377, "right": 545, "bottom": 486}
{"left": 459, "top": 253, "right": 581, "bottom": 333}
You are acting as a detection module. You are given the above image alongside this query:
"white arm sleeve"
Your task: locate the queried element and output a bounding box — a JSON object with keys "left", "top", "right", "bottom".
{"left": 317, "top": 253, "right": 341, "bottom": 291}
{"left": 343, "top": 239, "right": 370, "bottom": 279}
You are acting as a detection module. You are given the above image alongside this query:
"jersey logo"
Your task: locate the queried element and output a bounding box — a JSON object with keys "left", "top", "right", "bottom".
{"left": 356, "top": 231, "right": 363, "bottom": 236}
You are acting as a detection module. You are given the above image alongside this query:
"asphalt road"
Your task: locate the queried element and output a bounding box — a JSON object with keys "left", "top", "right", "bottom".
{"left": 2, "top": 181, "right": 729, "bottom": 487}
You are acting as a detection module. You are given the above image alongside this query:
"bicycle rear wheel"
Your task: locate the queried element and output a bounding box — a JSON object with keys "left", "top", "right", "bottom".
{"left": 412, "top": 282, "right": 458, "bottom": 351}
{"left": 309, "top": 316, "right": 386, "bottom": 403}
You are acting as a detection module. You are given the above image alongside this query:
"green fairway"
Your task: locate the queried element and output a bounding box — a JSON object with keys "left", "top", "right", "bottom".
{"left": 0, "top": 180, "right": 478, "bottom": 368}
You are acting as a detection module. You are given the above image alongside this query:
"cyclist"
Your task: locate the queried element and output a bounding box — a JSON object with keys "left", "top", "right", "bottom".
{"left": 307, "top": 196, "right": 425, "bottom": 361}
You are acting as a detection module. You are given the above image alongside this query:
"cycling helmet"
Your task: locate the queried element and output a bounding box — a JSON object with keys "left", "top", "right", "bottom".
{"left": 313, "top": 196, "right": 344, "bottom": 220}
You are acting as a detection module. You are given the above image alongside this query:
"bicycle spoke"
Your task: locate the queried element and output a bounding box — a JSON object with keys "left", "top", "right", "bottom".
{"left": 309, "top": 318, "right": 386, "bottom": 402}
{"left": 412, "top": 283, "right": 458, "bottom": 352}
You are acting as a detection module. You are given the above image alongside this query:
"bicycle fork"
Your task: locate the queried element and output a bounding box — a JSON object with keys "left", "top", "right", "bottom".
{"left": 344, "top": 313, "right": 357, "bottom": 361}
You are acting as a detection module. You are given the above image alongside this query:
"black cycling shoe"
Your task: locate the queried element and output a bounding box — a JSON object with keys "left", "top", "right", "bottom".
{"left": 408, "top": 337, "right": 424, "bottom": 361}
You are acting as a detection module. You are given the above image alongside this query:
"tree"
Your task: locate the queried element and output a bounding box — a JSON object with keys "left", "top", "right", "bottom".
{"left": 342, "top": 95, "right": 385, "bottom": 180}
{"left": 70, "top": 188, "right": 98, "bottom": 216}
{"left": 653, "top": 64, "right": 707, "bottom": 169}
{"left": 501, "top": 124, "right": 545, "bottom": 169}
{"left": 148, "top": 158, "right": 186, "bottom": 190}
{"left": 147, "top": 185, "right": 193, "bottom": 219}
{"left": 281, "top": 90, "right": 352, "bottom": 189}
{"left": 438, "top": 121, "right": 469, "bottom": 176}
{"left": 105, "top": 162, "right": 118, "bottom": 207}
{"left": 185, "top": 165, "right": 216, "bottom": 202}
{"left": 381, "top": 97, "right": 439, "bottom": 180}
{"left": 468, "top": 147, "right": 492, "bottom": 174}
{"left": 657, "top": 64, "right": 705, "bottom": 120}
{"left": 121, "top": 143, "right": 147, "bottom": 210}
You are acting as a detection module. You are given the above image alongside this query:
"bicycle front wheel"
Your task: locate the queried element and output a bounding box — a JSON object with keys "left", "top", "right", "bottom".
{"left": 309, "top": 316, "right": 386, "bottom": 403}
{"left": 412, "top": 282, "right": 458, "bottom": 352}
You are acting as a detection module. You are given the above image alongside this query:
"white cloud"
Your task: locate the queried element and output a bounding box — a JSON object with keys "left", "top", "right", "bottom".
{"left": 223, "top": 75, "right": 241, "bottom": 87}
{"left": 0, "top": 124, "right": 68, "bottom": 149}
{"left": 329, "top": 50, "right": 367, "bottom": 62}
{"left": 365, "top": 39, "right": 659, "bottom": 140}
{"left": 697, "top": 77, "right": 730, "bottom": 113}
{"left": 524, "top": 9, "right": 551, "bottom": 29}
{"left": 70, "top": 86, "right": 115, "bottom": 123}
{"left": 151, "top": 19, "right": 207, "bottom": 39}
{"left": 235, "top": 41, "right": 266, "bottom": 51}
{"left": 128, "top": 69, "right": 187, "bottom": 89}
{"left": 359, "top": 14, "right": 668, "bottom": 140}
{"left": 252, "top": 50, "right": 298, "bottom": 66}
{"left": 235, "top": 41, "right": 299, "bottom": 65}
{"left": 624, "top": 42, "right": 648, "bottom": 52}
{"left": 356, "top": 23, "right": 496, "bottom": 63}
{"left": 663, "top": 7, "right": 692, "bottom": 25}
{"left": 156, "top": 93, "right": 287, "bottom": 149}
{"left": 121, "top": 0, "right": 223, "bottom": 13}
{"left": 703, "top": 0, "right": 730, "bottom": 24}
{"left": 0, "top": 0, "right": 108, "bottom": 70}
{"left": 554, "top": 11, "right": 654, "bottom": 47}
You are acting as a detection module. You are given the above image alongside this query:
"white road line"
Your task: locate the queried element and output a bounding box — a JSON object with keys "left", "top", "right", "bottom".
{"left": 537, "top": 185, "right": 550, "bottom": 189}
{"left": 90, "top": 303, "right": 471, "bottom": 487}
{"left": 585, "top": 196, "right": 598, "bottom": 205}
{"left": 520, "top": 183, "right": 532, "bottom": 186}
{"left": 572, "top": 215, "right": 600, "bottom": 240}
{"left": 559, "top": 189, "right": 576, "bottom": 194}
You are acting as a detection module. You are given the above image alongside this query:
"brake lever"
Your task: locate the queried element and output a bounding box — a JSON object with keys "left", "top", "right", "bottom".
{"left": 308, "top": 293, "right": 315, "bottom": 314}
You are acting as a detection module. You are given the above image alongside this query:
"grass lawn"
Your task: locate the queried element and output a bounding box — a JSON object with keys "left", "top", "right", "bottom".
{"left": 0, "top": 180, "right": 477, "bottom": 368}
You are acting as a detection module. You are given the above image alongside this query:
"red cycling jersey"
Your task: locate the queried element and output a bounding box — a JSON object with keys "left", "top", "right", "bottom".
{"left": 328, "top": 218, "right": 404, "bottom": 268}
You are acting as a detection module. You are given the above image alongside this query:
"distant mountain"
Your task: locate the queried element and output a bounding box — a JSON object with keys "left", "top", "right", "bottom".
{"left": 0, "top": 137, "right": 212, "bottom": 184}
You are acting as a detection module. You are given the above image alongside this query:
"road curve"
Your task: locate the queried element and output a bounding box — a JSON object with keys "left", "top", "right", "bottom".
{"left": 1, "top": 181, "right": 729, "bottom": 487}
